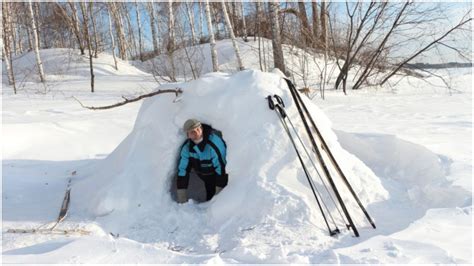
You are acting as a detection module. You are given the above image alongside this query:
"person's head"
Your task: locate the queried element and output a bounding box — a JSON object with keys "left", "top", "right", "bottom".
{"left": 183, "top": 119, "right": 203, "bottom": 144}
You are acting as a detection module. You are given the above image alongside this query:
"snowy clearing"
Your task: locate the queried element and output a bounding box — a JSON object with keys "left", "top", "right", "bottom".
{"left": 1, "top": 46, "right": 472, "bottom": 264}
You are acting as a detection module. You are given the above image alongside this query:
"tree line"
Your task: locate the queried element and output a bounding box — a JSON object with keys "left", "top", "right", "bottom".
{"left": 2, "top": 1, "right": 471, "bottom": 96}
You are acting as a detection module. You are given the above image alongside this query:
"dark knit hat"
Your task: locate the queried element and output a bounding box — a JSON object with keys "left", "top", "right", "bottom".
{"left": 183, "top": 119, "right": 202, "bottom": 132}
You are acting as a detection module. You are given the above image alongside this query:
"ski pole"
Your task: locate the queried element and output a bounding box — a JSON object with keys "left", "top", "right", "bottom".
{"left": 285, "top": 78, "right": 376, "bottom": 229}
{"left": 284, "top": 79, "right": 360, "bottom": 237}
{"left": 274, "top": 94, "right": 350, "bottom": 229}
{"left": 267, "top": 95, "right": 340, "bottom": 236}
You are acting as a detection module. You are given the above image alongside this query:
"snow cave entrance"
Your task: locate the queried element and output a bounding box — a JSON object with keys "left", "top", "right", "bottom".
{"left": 169, "top": 123, "right": 228, "bottom": 204}
{"left": 170, "top": 171, "right": 209, "bottom": 203}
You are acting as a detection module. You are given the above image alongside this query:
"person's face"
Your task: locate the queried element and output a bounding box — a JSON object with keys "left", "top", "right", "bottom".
{"left": 187, "top": 126, "right": 203, "bottom": 143}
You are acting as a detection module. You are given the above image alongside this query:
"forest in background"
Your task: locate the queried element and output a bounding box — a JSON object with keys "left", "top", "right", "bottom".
{"left": 2, "top": 1, "right": 472, "bottom": 96}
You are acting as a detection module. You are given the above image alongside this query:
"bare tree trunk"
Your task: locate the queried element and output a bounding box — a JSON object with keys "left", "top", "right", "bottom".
{"left": 167, "top": 0, "right": 176, "bottom": 81}
{"left": 147, "top": 2, "right": 158, "bottom": 55}
{"left": 298, "top": 2, "right": 312, "bottom": 46}
{"left": 185, "top": 2, "right": 196, "bottom": 45}
{"left": 26, "top": 25, "right": 33, "bottom": 51}
{"left": 210, "top": 3, "right": 223, "bottom": 40}
{"left": 254, "top": 1, "right": 259, "bottom": 42}
{"left": 269, "top": 2, "right": 286, "bottom": 74}
{"left": 10, "top": 13, "right": 17, "bottom": 55}
{"left": 256, "top": 2, "right": 263, "bottom": 71}
{"left": 80, "top": 2, "right": 95, "bottom": 92}
{"left": 229, "top": 2, "right": 238, "bottom": 37}
{"left": 240, "top": 2, "right": 248, "bottom": 42}
{"left": 205, "top": 0, "right": 219, "bottom": 72}
{"left": 33, "top": 2, "right": 43, "bottom": 49}
{"left": 89, "top": 3, "right": 99, "bottom": 58}
{"left": 97, "top": 7, "right": 105, "bottom": 53}
{"left": 167, "top": 1, "right": 175, "bottom": 52}
{"left": 111, "top": 2, "right": 127, "bottom": 60}
{"left": 322, "top": 25, "right": 328, "bottom": 99}
{"left": 221, "top": 0, "right": 244, "bottom": 70}
{"left": 68, "top": 2, "right": 84, "bottom": 55}
{"left": 2, "top": 2, "right": 17, "bottom": 93}
{"left": 320, "top": 2, "right": 327, "bottom": 48}
{"left": 198, "top": 1, "right": 204, "bottom": 42}
{"left": 123, "top": 4, "right": 137, "bottom": 59}
{"left": 107, "top": 3, "right": 118, "bottom": 70}
{"left": 16, "top": 23, "right": 23, "bottom": 54}
{"left": 135, "top": 1, "right": 144, "bottom": 61}
{"left": 312, "top": 1, "right": 319, "bottom": 48}
{"left": 28, "top": 0, "right": 45, "bottom": 83}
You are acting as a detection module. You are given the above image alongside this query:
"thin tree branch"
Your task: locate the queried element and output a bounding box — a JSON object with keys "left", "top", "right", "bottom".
{"left": 73, "top": 88, "right": 183, "bottom": 110}
{"left": 438, "top": 41, "right": 471, "bottom": 62}
{"left": 381, "top": 14, "right": 472, "bottom": 85}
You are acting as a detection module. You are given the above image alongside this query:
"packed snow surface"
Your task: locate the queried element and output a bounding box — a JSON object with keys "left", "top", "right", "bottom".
{"left": 2, "top": 46, "right": 472, "bottom": 264}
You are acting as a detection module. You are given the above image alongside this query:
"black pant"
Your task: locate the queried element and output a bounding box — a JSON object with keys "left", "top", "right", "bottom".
{"left": 197, "top": 174, "right": 216, "bottom": 201}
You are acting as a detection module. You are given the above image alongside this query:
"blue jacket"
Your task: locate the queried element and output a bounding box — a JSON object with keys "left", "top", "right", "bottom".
{"left": 177, "top": 124, "right": 227, "bottom": 188}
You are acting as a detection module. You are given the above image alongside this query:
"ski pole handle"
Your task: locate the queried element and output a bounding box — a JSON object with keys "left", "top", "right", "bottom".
{"left": 274, "top": 94, "right": 285, "bottom": 107}
{"left": 267, "top": 95, "right": 275, "bottom": 110}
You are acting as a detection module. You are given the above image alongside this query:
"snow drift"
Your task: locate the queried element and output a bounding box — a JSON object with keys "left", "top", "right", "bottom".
{"left": 8, "top": 48, "right": 148, "bottom": 82}
{"left": 71, "top": 69, "right": 387, "bottom": 246}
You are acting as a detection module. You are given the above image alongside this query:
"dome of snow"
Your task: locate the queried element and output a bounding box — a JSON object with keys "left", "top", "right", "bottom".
{"left": 72, "top": 70, "right": 388, "bottom": 245}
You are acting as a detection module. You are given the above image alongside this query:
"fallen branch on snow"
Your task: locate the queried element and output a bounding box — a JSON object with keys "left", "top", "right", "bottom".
{"left": 73, "top": 88, "right": 183, "bottom": 110}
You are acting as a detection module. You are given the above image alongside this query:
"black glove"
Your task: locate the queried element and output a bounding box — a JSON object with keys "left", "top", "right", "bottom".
{"left": 216, "top": 173, "right": 228, "bottom": 188}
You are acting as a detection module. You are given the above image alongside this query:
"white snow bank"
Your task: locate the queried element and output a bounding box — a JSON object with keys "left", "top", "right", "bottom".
{"left": 4, "top": 48, "right": 149, "bottom": 83}
{"left": 71, "top": 70, "right": 387, "bottom": 246}
{"left": 336, "top": 131, "right": 470, "bottom": 209}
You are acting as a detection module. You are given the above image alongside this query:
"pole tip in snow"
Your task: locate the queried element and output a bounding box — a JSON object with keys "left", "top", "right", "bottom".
{"left": 370, "top": 221, "right": 377, "bottom": 229}
{"left": 330, "top": 228, "right": 340, "bottom": 236}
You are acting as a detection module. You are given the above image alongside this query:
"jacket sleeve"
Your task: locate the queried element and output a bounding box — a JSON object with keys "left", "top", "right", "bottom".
{"left": 177, "top": 141, "right": 190, "bottom": 177}
{"left": 210, "top": 148, "right": 223, "bottom": 176}
{"left": 177, "top": 142, "right": 191, "bottom": 189}
{"left": 208, "top": 134, "right": 227, "bottom": 178}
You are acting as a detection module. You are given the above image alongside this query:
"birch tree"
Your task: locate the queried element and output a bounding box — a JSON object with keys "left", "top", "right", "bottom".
{"left": 269, "top": 2, "right": 286, "bottom": 74}
{"left": 28, "top": 0, "right": 45, "bottom": 82}
{"left": 198, "top": 2, "right": 204, "bottom": 42}
{"left": 205, "top": 0, "right": 219, "bottom": 72}
{"left": 123, "top": 4, "right": 137, "bottom": 58}
{"left": 110, "top": 2, "right": 127, "bottom": 60}
{"left": 90, "top": 3, "right": 99, "bottom": 58}
{"left": 167, "top": 0, "right": 176, "bottom": 81}
{"left": 2, "top": 2, "right": 17, "bottom": 93}
{"left": 147, "top": 2, "right": 159, "bottom": 54}
{"left": 312, "top": 2, "right": 319, "bottom": 48}
{"left": 135, "top": 1, "right": 144, "bottom": 61}
{"left": 240, "top": 2, "right": 248, "bottom": 42}
{"left": 80, "top": 2, "right": 95, "bottom": 92}
{"left": 320, "top": 2, "right": 327, "bottom": 48}
{"left": 16, "top": 24, "right": 23, "bottom": 54}
{"left": 221, "top": 0, "right": 244, "bottom": 70}
{"left": 107, "top": 3, "right": 118, "bottom": 70}
{"left": 32, "top": 2, "right": 43, "bottom": 48}
{"left": 66, "top": 2, "right": 84, "bottom": 55}
{"left": 185, "top": 2, "right": 196, "bottom": 45}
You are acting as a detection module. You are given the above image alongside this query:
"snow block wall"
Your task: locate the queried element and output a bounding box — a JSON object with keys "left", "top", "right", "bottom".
{"left": 72, "top": 70, "right": 388, "bottom": 243}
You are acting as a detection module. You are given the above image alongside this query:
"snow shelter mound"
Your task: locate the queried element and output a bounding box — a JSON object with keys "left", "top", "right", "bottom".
{"left": 71, "top": 70, "right": 387, "bottom": 240}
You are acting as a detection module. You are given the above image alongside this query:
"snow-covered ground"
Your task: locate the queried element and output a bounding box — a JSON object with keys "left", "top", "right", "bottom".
{"left": 1, "top": 44, "right": 472, "bottom": 264}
